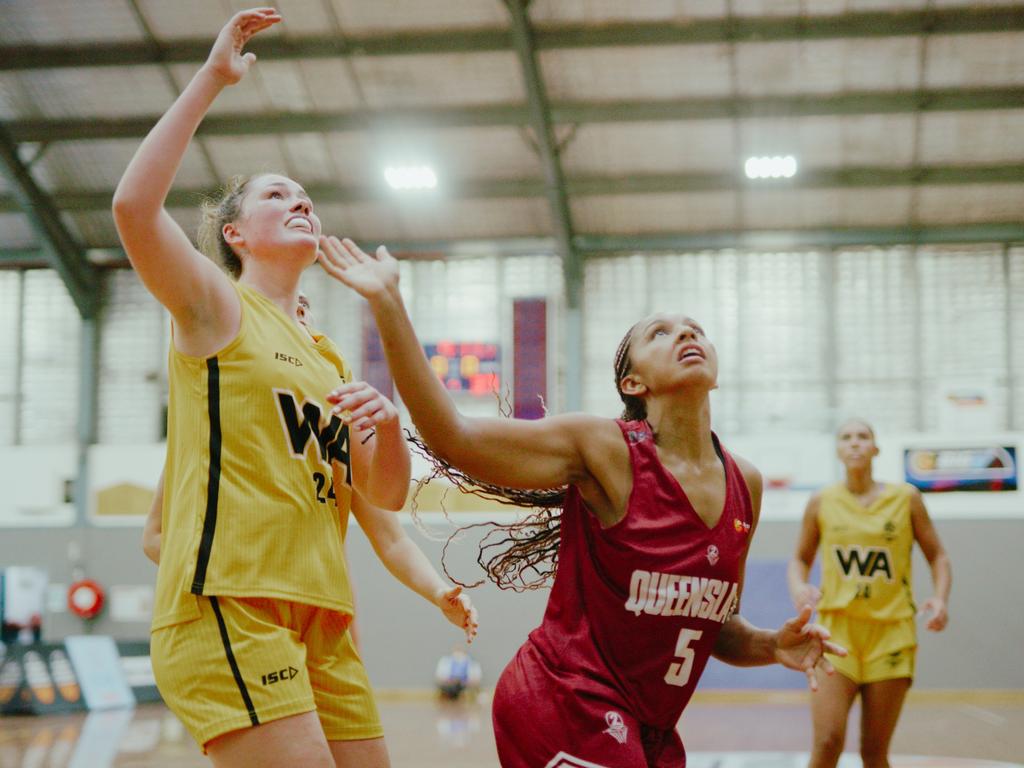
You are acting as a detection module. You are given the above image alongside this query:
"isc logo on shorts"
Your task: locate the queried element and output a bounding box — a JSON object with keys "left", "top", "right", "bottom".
{"left": 261, "top": 666, "right": 298, "bottom": 686}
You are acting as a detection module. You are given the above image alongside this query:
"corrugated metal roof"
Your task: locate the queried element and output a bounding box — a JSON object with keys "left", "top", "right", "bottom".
{"left": 1, "top": 0, "right": 1023, "bottom": 268}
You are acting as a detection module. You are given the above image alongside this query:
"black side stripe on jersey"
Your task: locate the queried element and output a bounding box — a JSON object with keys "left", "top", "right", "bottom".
{"left": 191, "top": 357, "right": 222, "bottom": 595}
{"left": 209, "top": 596, "right": 259, "bottom": 726}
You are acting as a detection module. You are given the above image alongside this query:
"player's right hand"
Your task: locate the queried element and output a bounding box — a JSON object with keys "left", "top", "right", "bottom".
{"left": 203, "top": 8, "right": 281, "bottom": 86}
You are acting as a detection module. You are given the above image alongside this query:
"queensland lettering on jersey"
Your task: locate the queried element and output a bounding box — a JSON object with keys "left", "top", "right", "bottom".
{"left": 273, "top": 388, "right": 352, "bottom": 484}
{"left": 624, "top": 569, "right": 739, "bottom": 623}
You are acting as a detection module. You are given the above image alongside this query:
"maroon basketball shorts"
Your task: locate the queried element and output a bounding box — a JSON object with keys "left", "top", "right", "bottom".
{"left": 492, "top": 642, "right": 686, "bottom": 768}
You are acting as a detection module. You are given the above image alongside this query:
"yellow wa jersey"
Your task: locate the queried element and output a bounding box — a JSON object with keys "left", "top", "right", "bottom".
{"left": 817, "top": 482, "right": 916, "bottom": 621}
{"left": 153, "top": 283, "right": 355, "bottom": 630}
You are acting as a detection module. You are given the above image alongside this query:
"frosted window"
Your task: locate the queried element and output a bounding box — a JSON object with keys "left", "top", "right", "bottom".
{"left": 918, "top": 246, "right": 1007, "bottom": 432}
{"left": 0, "top": 272, "right": 21, "bottom": 445}
{"left": 582, "top": 255, "right": 647, "bottom": 418}
{"left": 834, "top": 248, "right": 918, "bottom": 431}
{"left": 1009, "top": 247, "right": 1024, "bottom": 429}
{"left": 737, "top": 251, "right": 828, "bottom": 432}
{"left": 97, "top": 271, "right": 167, "bottom": 443}
{"left": 21, "top": 270, "right": 80, "bottom": 445}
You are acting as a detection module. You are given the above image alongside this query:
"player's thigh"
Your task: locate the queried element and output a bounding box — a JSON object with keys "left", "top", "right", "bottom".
{"left": 810, "top": 667, "right": 860, "bottom": 740}
{"left": 329, "top": 736, "right": 390, "bottom": 768}
{"left": 207, "top": 710, "right": 334, "bottom": 768}
{"left": 859, "top": 677, "right": 911, "bottom": 752}
{"left": 305, "top": 610, "right": 385, "bottom": 743}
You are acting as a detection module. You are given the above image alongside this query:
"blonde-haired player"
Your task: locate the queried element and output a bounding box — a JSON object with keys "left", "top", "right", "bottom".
{"left": 788, "top": 418, "right": 952, "bottom": 768}
{"left": 113, "top": 9, "right": 413, "bottom": 767}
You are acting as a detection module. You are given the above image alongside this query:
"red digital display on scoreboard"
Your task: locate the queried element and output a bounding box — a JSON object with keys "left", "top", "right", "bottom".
{"left": 424, "top": 341, "right": 501, "bottom": 395}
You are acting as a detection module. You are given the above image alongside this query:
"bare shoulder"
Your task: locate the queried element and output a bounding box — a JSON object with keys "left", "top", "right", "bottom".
{"left": 555, "top": 412, "right": 624, "bottom": 450}
{"left": 727, "top": 451, "right": 763, "bottom": 497}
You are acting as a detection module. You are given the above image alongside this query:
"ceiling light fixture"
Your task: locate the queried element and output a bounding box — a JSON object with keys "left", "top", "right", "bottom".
{"left": 744, "top": 155, "right": 798, "bottom": 180}
{"left": 384, "top": 165, "right": 438, "bottom": 190}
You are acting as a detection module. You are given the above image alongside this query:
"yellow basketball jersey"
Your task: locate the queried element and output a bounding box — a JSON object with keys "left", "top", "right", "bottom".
{"left": 153, "top": 283, "right": 356, "bottom": 630}
{"left": 816, "top": 482, "right": 916, "bottom": 621}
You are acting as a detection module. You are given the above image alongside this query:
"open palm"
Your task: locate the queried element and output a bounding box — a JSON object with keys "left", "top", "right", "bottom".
{"left": 774, "top": 605, "right": 847, "bottom": 691}
{"left": 318, "top": 237, "right": 400, "bottom": 298}
{"left": 205, "top": 8, "right": 281, "bottom": 85}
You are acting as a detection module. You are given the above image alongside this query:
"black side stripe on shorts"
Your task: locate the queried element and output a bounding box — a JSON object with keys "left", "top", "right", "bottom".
{"left": 191, "top": 357, "right": 222, "bottom": 594}
{"left": 209, "top": 596, "right": 259, "bottom": 726}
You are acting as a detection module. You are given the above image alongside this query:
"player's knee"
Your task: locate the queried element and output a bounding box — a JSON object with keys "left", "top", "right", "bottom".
{"left": 812, "top": 727, "right": 845, "bottom": 758}
{"left": 860, "top": 737, "right": 890, "bottom": 768}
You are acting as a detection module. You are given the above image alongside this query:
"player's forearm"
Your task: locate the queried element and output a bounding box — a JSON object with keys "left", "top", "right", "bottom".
{"left": 786, "top": 559, "right": 811, "bottom": 602}
{"left": 113, "top": 68, "right": 225, "bottom": 216}
{"left": 363, "top": 419, "right": 411, "bottom": 510}
{"left": 929, "top": 551, "right": 952, "bottom": 603}
{"left": 376, "top": 536, "right": 449, "bottom": 608}
{"left": 712, "top": 615, "right": 777, "bottom": 667}
{"left": 365, "top": 286, "right": 473, "bottom": 462}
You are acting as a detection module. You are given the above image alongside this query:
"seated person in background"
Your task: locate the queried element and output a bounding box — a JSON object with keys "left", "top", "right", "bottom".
{"left": 435, "top": 647, "right": 481, "bottom": 701}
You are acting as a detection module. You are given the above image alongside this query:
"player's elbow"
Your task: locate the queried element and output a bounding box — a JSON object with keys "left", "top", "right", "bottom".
{"left": 366, "top": 484, "right": 408, "bottom": 512}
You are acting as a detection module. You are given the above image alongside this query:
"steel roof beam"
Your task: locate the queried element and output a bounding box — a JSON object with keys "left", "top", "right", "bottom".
{"left": 6, "top": 163, "right": 1023, "bottom": 213}
{"left": 3, "top": 223, "right": 1023, "bottom": 268}
{"left": 0, "top": 124, "right": 100, "bottom": 317}
{"left": 504, "top": 0, "right": 580, "bottom": 310}
{"left": 2, "top": 6, "right": 1022, "bottom": 70}
{"left": 8, "top": 87, "right": 1023, "bottom": 143}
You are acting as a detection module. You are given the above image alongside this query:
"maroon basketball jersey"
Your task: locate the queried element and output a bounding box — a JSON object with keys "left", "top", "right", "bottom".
{"left": 528, "top": 419, "right": 754, "bottom": 730}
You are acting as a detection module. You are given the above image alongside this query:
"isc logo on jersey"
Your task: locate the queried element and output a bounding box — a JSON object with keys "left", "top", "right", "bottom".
{"left": 832, "top": 545, "right": 893, "bottom": 581}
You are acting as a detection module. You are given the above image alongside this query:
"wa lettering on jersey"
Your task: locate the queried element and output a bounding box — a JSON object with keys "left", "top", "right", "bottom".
{"left": 624, "top": 569, "right": 739, "bottom": 623}
{"left": 833, "top": 545, "right": 893, "bottom": 581}
{"left": 273, "top": 388, "right": 352, "bottom": 485}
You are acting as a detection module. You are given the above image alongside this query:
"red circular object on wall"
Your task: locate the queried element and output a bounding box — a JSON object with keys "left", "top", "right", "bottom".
{"left": 67, "top": 579, "right": 105, "bottom": 620}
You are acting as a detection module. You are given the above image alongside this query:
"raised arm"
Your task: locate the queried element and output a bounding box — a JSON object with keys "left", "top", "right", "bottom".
{"left": 788, "top": 493, "right": 823, "bottom": 610}
{"left": 910, "top": 488, "right": 952, "bottom": 631}
{"left": 347, "top": 490, "right": 478, "bottom": 642}
{"left": 111, "top": 9, "right": 281, "bottom": 353}
{"left": 319, "top": 237, "right": 604, "bottom": 492}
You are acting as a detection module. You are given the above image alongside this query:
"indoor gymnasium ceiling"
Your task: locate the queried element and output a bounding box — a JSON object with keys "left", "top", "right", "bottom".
{"left": 1, "top": 0, "right": 1023, "bottom": 317}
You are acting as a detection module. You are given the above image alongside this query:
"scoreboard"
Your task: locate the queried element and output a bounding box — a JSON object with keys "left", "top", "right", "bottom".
{"left": 424, "top": 341, "right": 500, "bottom": 395}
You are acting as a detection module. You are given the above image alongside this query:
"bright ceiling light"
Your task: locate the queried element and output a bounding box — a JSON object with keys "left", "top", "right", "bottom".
{"left": 744, "top": 155, "right": 798, "bottom": 180}
{"left": 384, "top": 165, "right": 438, "bottom": 190}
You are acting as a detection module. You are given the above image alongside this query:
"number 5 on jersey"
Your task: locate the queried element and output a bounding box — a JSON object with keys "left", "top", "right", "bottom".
{"left": 664, "top": 628, "right": 703, "bottom": 687}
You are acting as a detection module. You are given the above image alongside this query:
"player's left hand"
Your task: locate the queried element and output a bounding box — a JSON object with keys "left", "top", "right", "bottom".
{"left": 918, "top": 597, "right": 948, "bottom": 631}
{"left": 436, "top": 585, "right": 479, "bottom": 643}
{"left": 326, "top": 381, "right": 399, "bottom": 432}
{"left": 773, "top": 605, "right": 847, "bottom": 692}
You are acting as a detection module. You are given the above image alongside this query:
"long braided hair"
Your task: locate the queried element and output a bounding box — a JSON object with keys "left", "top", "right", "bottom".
{"left": 413, "top": 321, "right": 647, "bottom": 591}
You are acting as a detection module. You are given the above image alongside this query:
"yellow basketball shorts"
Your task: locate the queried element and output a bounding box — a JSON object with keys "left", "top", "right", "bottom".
{"left": 151, "top": 595, "right": 382, "bottom": 749}
{"left": 819, "top": 611, "right": 916, "bottom": 685}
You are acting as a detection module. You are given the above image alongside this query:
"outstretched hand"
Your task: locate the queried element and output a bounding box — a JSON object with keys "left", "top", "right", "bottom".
{"left": 437, "top": 585, "right": 479, "bottom": 643}
{"left": 774, "top": 605, "right": 847, "bottom": 692}
{"left": 318, "top": 237, "right": 400, "bottom": 299}
{"left": 204, "top": 8, "right": 281, "bottom": 86}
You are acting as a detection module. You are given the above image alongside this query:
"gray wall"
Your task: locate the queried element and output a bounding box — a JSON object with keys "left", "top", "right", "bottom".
{"left": 3, "top": 517, "right": 1021, "bottom": 690}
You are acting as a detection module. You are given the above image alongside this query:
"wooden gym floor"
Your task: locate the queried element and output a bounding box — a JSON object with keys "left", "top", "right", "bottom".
{"left": 1, "top": 690, "right": 1022, "bottom": 767}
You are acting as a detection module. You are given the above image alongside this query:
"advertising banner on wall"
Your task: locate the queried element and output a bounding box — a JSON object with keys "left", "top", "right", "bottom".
{"left": 904, "top": 446, "right": 1017, "bottom": 492}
